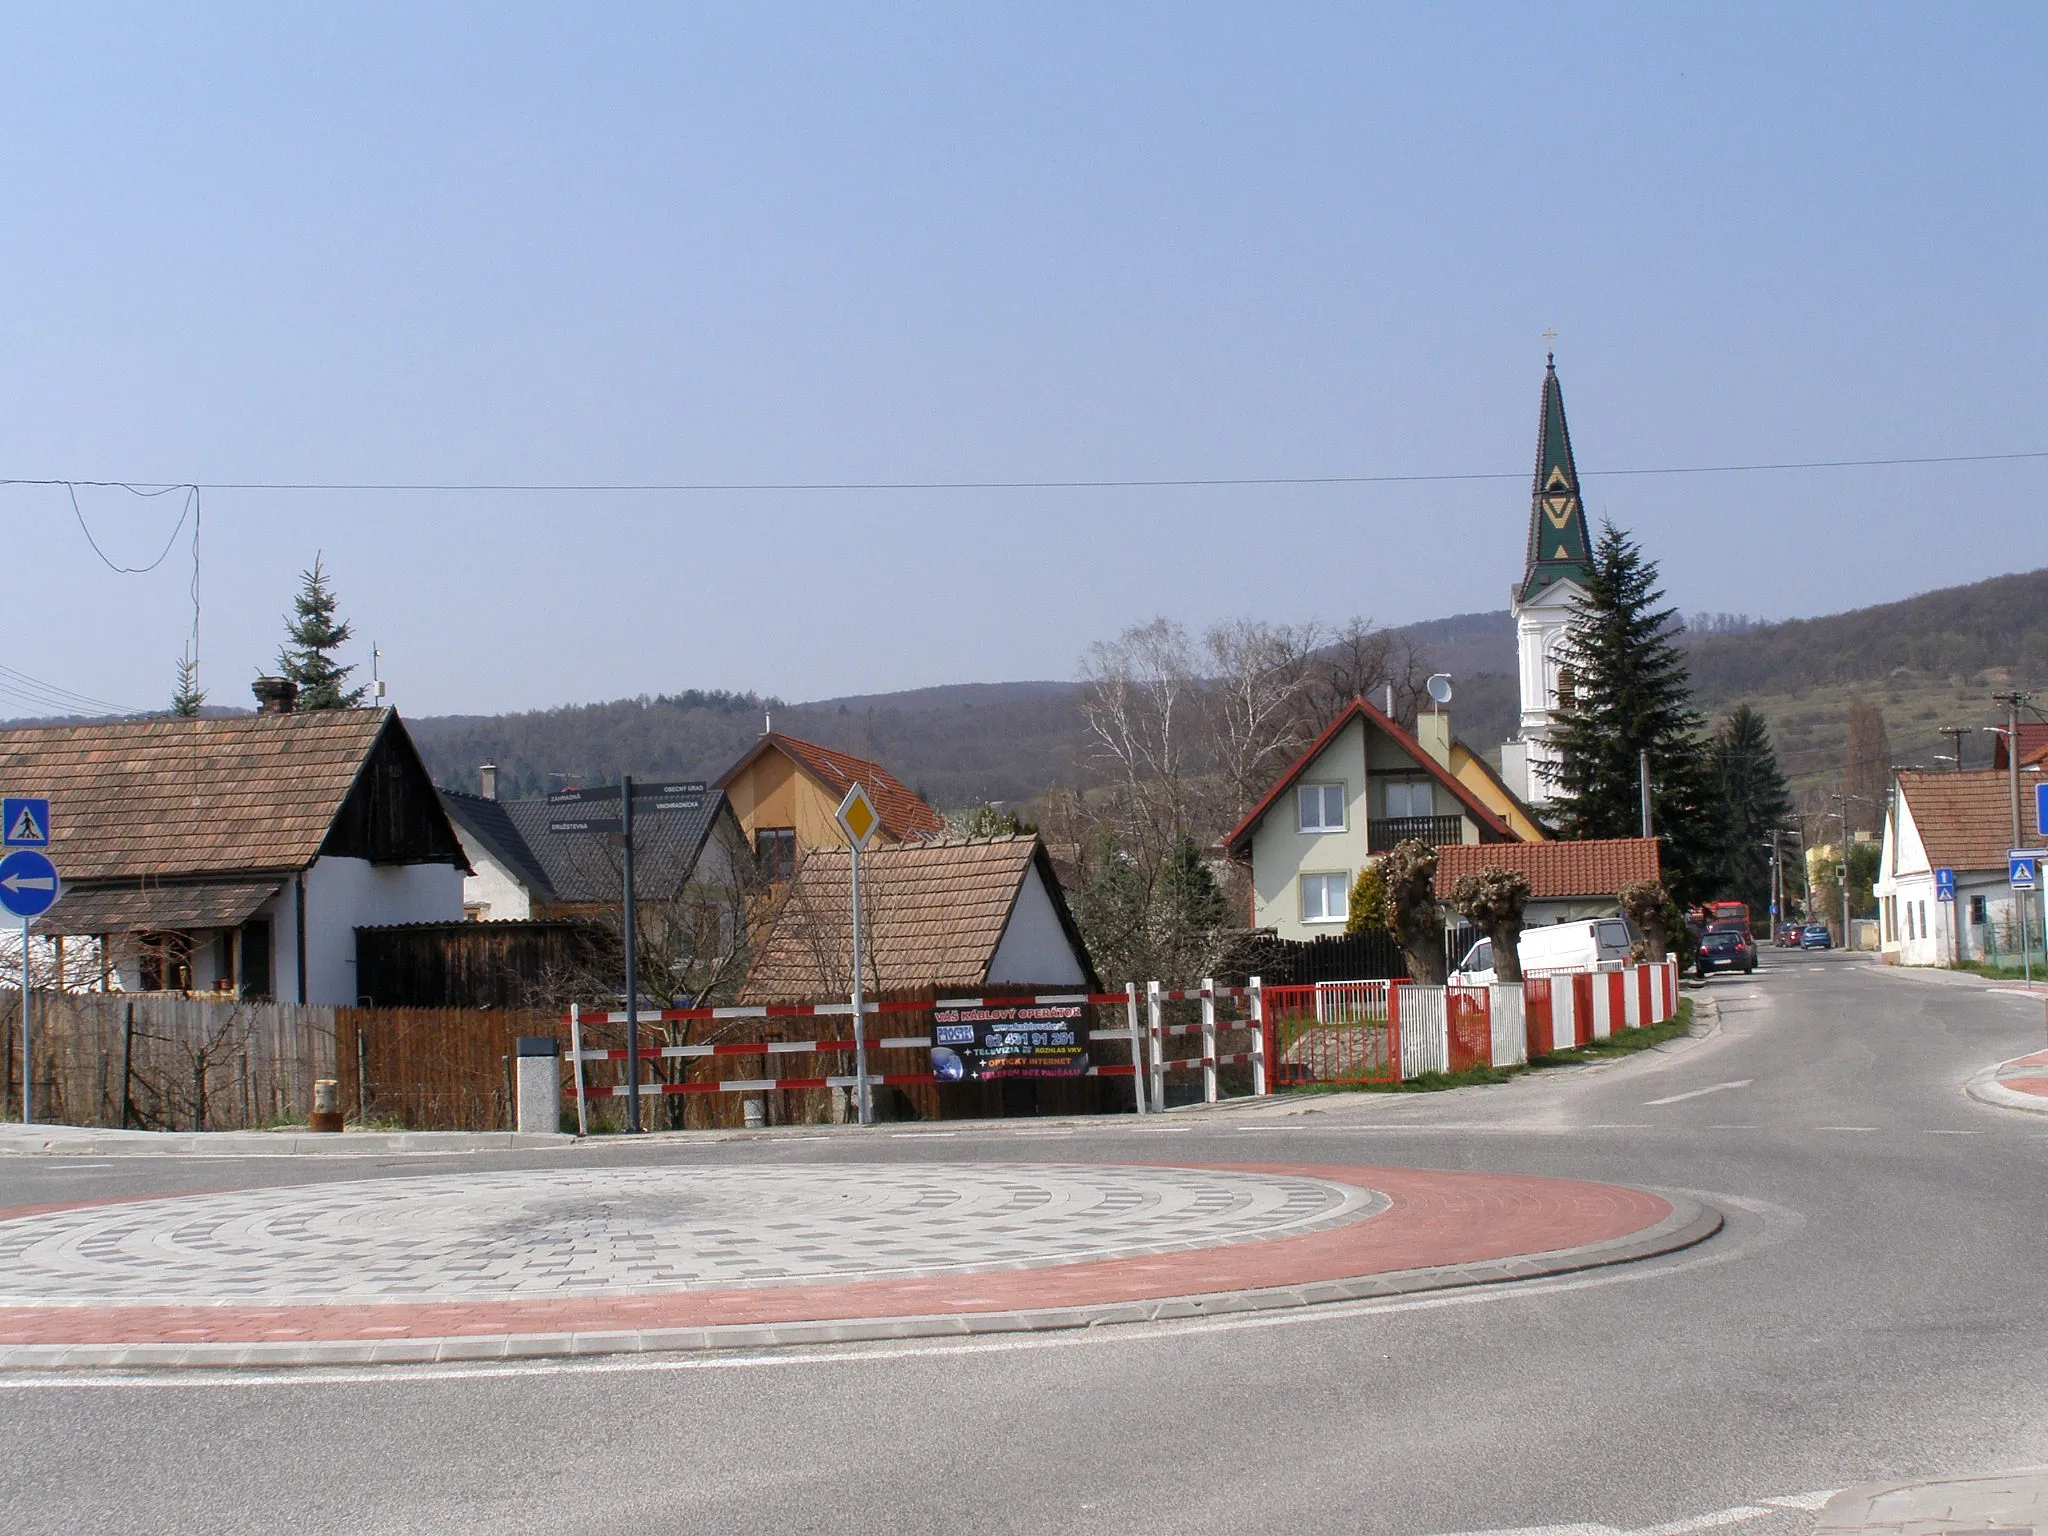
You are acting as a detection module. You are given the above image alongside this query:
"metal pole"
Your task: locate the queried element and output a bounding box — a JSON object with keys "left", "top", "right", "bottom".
{"left": 1639, "top": 749, "right": 1653, "bottom": 838}
{"left": 1200, "top": 978, "right": 1218, "bottom": 1105}
{"left": 1125, "top": 981, "right": 1146, "bottom": 1115}
{"left": 622, "top": 773, "right": 640, "bottom": 1133}
{"left": 849, "top": 839, "right": 870, "bottom": 1126}
{"left": 569, "top": 1002, "right": 588, "bottom": 1137}
{"left": 20, "top": 914, "right": 31, "bottom": 1125}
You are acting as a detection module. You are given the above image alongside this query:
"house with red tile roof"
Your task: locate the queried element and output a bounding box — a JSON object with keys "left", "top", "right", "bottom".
{"left": 1222, "top": 697, "right": 1520, "bottom": 941}
{"left": 1877, "top": 769, "right": 2047, "bottom": 967}
{"left": 715, "top": 732, "right": 945, "bottom": 883}
{"left": 1434, "top": 838, "right": 1660, "bottom": 927}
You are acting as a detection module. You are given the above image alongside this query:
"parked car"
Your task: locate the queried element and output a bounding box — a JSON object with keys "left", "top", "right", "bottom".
{"left": 1776, "top": 923, "right": 1802, "bottom": 948}
{"left": 1450, "top": 917, "right": 1635, "bottom": 985}
{"left": 1799, "top": 923, "right": 1832, "bottom": 949}
{"left": 1696, "top": 926, "right": 1757, "bottom": 976}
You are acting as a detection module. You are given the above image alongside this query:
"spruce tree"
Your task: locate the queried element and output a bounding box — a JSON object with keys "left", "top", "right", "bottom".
{"left": 1546, "top": 522, "right": 1719, "bottom": 904}
{"left": 1710, "top": 704, "right": 1793, "bottom": 919}
{"left": 169, "top": 649, "right": 205, "bottom": 718}
{"left": 277, "top": 554, "right": 366, "bottom": 709}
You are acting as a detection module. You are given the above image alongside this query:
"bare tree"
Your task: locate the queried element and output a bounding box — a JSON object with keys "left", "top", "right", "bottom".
{"left": 1383, "top": 839, "right": 1447, "bottom": 984}
{"left": 1300, "top": 616, "right": 1431, "bottom": 733}
{"left": 1203, "top": 617, "right": 1320, "bottom": 824}
{"left": 1079, "top": 618, "right": 1203, "bottom": 861}
{"left": 1449, "top": 868, "right": 1533, "bottom": 981}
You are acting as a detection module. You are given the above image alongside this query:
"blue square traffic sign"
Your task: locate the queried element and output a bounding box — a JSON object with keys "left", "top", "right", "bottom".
{"left": 1934, "top": 867, "right": 1956, "bottom": 902}
{"left": 2012, "top": 851, "right": 2041, "bottom": 892}
{"left": 1, "top": 797, "right": 49, "bottom": 847}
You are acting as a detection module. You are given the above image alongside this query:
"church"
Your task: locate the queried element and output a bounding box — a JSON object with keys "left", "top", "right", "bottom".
{"left": 1498, "top": 354, "right": 1597, "bottom": 809}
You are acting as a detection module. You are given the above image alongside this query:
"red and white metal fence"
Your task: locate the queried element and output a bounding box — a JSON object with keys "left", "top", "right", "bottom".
{"left": 555, "top": 958, "right": 1684, "bottom": 1125}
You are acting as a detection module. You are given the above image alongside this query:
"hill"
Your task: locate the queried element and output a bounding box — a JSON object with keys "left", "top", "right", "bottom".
{"left": 373, "top": 567, "right": 2048, "bottom": 816}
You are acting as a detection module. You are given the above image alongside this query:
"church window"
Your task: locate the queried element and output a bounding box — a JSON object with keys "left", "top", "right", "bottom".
{"left": 1556, "top": 665, "right": 1577, "bottom": 711}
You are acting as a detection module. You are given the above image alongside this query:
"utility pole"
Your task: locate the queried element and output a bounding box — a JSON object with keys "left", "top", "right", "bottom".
{"left": 622, "top": 772, "right": 640, "bottom": 1134}
{"left": 1639, "top": 749, "right": 1653, "bottom": 838}
{"left": 1993, "top": 691, "right": 2036, "bottom": 984}
{"left": 1939, "top": 725, "right": 1968, "bottom": 771}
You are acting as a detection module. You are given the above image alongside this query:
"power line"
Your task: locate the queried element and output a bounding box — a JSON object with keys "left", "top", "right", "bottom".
{"left": 1, "top": 447, "right": 2044, "bottom": 497}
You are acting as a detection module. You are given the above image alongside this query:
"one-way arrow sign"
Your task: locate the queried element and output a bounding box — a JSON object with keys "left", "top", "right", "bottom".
{"left": 0, "top": 848, "right": 60, "bottom": 918}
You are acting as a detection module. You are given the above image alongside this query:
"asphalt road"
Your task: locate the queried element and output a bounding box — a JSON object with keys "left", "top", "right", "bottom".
{"left": 3, "top": 950, "right": 2046, "bottom": 1536}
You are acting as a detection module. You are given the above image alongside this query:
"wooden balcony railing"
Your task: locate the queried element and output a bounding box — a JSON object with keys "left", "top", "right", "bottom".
{"left": 1367, "top": 815, "right": 1466, "bottom": 854}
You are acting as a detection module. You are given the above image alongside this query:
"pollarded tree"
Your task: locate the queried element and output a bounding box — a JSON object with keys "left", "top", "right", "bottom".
{"left": 277, "top": 554, "right": 366, "bottom": 710}
{"left": 1382, "top": 838, "right": 1446, "bottom": 984}
{"left": 1449, "top": 867, "right": 1533, "bottom": 981}
{"left": 1711, "top": 704, "right": 1793, "bottom": 919}
{"left": 1546, "top": 522, "right": 1718, "bottom": 905}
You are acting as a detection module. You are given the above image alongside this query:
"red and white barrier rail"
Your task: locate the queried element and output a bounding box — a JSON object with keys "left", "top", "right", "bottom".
{"left": 1145, "top": 978, "right": 1267, "bottom": 1111}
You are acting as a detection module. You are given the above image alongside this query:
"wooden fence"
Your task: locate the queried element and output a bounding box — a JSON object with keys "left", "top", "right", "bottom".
{"left": 334, "top": 1007, "right": 554, "bottom": 1132}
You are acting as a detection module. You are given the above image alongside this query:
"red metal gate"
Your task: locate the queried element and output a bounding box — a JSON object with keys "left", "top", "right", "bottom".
{"left": 1261, "top": 982, "right": 1397, "bottom": 1086}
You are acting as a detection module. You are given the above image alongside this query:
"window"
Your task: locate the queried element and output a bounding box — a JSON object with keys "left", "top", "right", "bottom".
{"left": 756, "top": 827, "right": 797, "bottom": 883}
{"left": 1300, "top": 873, "right": 1349, "bottom": 924}
{"left": 1556, "top": 664, "right": 1577, "bottom": 711}
{"left": 1920, "top": 901, "right": 1929, "bottom": 939}
{"left": 1383, "top": 780, "right": 1433, "bottom": 819}
{"left": 1971, "top": 894, "right": 1988, "bottom": 926}
{"left": 1297, "top": 783, "right": 1346, "bottom": 833}
{"left": 1905, "top": 903, "right": 1915, "bottom": 941}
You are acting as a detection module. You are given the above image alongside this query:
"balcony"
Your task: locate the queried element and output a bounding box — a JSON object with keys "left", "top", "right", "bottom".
{"left": 1367, "top": 815, "right": 1466, "bottom": 854}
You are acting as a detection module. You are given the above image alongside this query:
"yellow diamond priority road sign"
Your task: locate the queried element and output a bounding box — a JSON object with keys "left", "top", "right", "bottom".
{"left": 836, "top": 783, "right": 880, "bottom": 851}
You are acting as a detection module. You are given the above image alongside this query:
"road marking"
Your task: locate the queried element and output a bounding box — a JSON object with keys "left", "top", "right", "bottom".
{"left": 1645, "top": 1080, "right": 1752, "bottom": 1106}
{"left": 1423, "top": 1490, "right": 1841, "bottom": 1536}
{"left": 1924, "top": 1129, "right": 1985, "bottom": 1136}
{"left": 1815, "top": 1125, "right": 1878, "bottom": 1132}
{"left": 1705, "top": 1124, "right": 1762, "bottom": 1130}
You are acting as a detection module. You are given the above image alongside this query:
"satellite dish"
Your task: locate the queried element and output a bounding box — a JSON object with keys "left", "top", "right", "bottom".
{"left": 1426, "top": 673, "right": 1454, "bottom": 706}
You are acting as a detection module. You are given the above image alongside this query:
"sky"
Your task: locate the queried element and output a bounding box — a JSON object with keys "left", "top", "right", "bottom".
{"left": 0, "top": 4, "right": 2043, "bottom": 719}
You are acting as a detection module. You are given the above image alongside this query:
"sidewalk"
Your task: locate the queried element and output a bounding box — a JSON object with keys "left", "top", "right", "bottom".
{"left": 1966, "top": 1048, "right": 2048, "bottom": 1116}
{"left": 1815, "top": 1468, "right": 2048, "bottom": 1533}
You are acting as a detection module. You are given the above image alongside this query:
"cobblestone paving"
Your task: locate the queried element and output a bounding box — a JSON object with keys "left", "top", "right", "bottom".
{"left": 0, "top": 1163, "right": 1383, "bottom": 1306}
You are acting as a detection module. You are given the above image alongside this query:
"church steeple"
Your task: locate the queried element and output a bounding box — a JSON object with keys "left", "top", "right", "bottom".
{"left": 1517, "top": 355, "right": 1594, "bottom": 603}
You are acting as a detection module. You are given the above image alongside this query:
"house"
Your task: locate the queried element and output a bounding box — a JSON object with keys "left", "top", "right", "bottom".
{"left": 438, "top": 774, "right": 749, "bottom": 922}
{"left": 1876, "top": 769, "right": 2047, "bottom": 967}
{"left": 1500, "top": 354, "right": 1598, "bottom": 808}
{"left": 3, "top": 684, "right": 468, "bottom": 1003}
{"left": 1434, "top": 838, "right": 1660, "bottom": 928}
{"left": 1418, "top": 711, "right": 1550, "bottom": 843}
{"left": 715, "top": 731, "right": 945, "bottom": 881}
{"left": 1992, "top": 724, "right": 2048, "bottom": 772}
{"left": 742, "top": 834, "right": 1097, "bottom": 1003}
{"left": 1222, "top": 695, "right": 1519, "bottom": 942}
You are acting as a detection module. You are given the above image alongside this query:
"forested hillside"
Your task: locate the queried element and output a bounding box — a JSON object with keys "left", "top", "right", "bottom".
{"left": 403, "top": 568, "right": 2048, "bottom": 814}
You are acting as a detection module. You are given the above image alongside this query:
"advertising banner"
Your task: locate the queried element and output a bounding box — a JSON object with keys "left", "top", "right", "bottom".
{"left": 931, "top": 1002, "right": 1089, "bottom": 1082}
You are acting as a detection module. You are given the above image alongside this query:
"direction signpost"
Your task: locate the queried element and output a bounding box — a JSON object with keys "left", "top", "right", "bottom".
{"left": 1, "top": 799, "right": 58, "bottom": 1124}
{"left": 836, "top": 783, "right": 880, "bottom": 1127}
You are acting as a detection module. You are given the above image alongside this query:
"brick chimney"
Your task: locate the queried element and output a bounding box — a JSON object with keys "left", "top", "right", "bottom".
{"left": 252, "top": 677, "right": 298, "bottom": 715}
{"left": 479, "top": 763, "right": 499, "bottom": 801}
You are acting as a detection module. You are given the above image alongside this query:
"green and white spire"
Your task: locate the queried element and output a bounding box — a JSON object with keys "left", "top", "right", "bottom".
{"left": 1518, "top": 355, "right": 1594, "bottom": 603}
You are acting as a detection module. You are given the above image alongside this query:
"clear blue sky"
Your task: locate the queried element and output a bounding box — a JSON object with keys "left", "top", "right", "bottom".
{"left": 1, "top": 5, "right": 2042, "bottom": 717}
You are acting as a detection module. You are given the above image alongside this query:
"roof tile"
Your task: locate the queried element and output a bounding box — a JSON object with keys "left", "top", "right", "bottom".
{"left": 1432, "top": 838, "right": 1660, "bottom": 901}
{"left": 1897, "top": 770, "right": 2047, "bottom": 872}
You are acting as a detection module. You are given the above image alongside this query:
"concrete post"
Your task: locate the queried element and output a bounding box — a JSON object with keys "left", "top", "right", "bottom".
{"left": 1201, "top": 978, "right": 1218, "bottom": 1105}
{"left": 516, "top": 1036, "right": 561, "bottom": 1135}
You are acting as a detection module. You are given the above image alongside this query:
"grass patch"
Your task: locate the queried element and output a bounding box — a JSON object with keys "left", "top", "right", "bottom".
{"left": 1275, "top": 998, "right": 1697, "bottom": 1095}
{"left": 1951, "top": 959, "right": 2048, "bottom": 983}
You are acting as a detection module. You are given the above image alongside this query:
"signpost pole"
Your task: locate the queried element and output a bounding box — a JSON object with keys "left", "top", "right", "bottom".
{"left": 569, "top": 1002, "right": 588, "bottom": 1138}
{"left": 849, "top": 837, "right": 869, "bottom": 1126}
{"left": 622, "top": 774, "right": 640, "bottom": 1134}
{"left": 19, "top": 913, "right": 29, "bottom": 1125}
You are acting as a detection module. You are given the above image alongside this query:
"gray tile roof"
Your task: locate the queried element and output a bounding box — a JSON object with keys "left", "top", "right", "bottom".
{"left": 440, "top": 788, "right": 733, "bottom": 904}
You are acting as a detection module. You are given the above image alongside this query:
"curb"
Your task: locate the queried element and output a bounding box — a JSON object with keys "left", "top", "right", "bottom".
{"left": 1965, "top": 1059, "right": 2048, "bottom": 1117}
{"left": 1814, "top": 1467, "right": 2048, "bottom": 1534}
{"left": 0, "top": 1128, "right": 578, "bottom": 1157}
{"left": 0, "top": 1191, "right": 1720, "bottom": 1370}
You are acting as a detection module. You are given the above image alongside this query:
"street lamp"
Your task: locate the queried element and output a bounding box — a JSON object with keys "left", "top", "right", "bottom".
{"left": 1825, "top": 795, "right": 1877, "bottom": 950}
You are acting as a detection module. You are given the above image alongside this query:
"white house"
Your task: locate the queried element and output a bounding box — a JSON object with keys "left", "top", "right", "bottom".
{"left": 1500, "top": 355, "right": 1597, "bottom": 808}
{"left": 1223, "top": 696, "right": 1519, "bottom": 942}
{"left": 3, "top": 683, "right": 468, "bottom": 1004}
{"left": 1876, "top": 769, "right": 2047, "bottom": 967}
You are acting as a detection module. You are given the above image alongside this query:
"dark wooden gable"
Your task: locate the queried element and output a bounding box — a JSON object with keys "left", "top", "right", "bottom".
{"left": 320, "top": 715, "right": 470, "bottom": 867}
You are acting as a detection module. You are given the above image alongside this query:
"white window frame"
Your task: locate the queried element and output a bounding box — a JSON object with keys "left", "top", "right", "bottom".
{"left": 1383, "top": 779, "right": 1434, "bottom": 820}
{"left": 1300, "top": 872, "right": 1350, "bottom": 925}
{"left": 1297, "top": 782, "right": 1347, "bottom": 834}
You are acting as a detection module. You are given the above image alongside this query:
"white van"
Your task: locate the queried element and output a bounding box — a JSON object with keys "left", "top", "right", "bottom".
{"left": 1449, "top": 918, "right": 1635, "bottom": 985}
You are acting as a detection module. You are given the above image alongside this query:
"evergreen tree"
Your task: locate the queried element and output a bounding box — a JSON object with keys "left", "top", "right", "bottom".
{"left": 1546, "top": 522, "right": 1719, "bottom": 904}
{"left": 169, "top": 649, "right": 205, "bottom": 718}
{"left": 1710, "top": 704, "right": 1793, "bottom": 918}
{"left": 277, "top": 554, "right": 366, "bottom": 709}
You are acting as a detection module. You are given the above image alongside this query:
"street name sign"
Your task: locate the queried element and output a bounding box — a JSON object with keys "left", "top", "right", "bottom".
{"left": 2, "top": 797, "right": 50, "bottom": 847}
{"left": 0, "top": 848, "right": 60, "bottom": 918}
{"left": 1934, "top": 867, "right": 1956, "bottom": 902}
{"left": 549, "top": 816, "right": 624, "bottom": 835}
{"left": 2011, "top": 851, "right": 2041, "bottom": 891}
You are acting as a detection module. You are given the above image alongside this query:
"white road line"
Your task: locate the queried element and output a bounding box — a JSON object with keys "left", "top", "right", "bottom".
{"left": 1645, "top": 1080, "right": 1752, "bottom": 1106}
{"left": 1424, "top": 1490, "right": 1841, "bottom": 1536}
{"left": 1816, "top": 1125, "right": 1878, "bottom": 1132}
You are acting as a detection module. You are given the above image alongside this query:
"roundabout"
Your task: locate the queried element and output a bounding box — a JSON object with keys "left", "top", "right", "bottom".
{"left": 0, "top": 1160, "right": 1717, "bottom": 1368}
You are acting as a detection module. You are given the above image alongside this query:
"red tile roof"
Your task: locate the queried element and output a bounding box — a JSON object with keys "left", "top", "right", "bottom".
{"left": 1433, "top": 838, "right": 1661, "bottom": 901}
{"left": 717, "top": 733, "right": 946, "bottom": 842}
{"left": 1897, "top": 770, "right": 2047, "bottom": 872}
{"left": 1222, "top": 697, "right": 1515, "bottom": 858}
{"left": 741, "top": 835, "right": 1093, "bottom": 1002}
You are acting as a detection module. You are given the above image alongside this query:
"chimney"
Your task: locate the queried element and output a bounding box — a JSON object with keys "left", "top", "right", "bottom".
{"left": 1415, "top": 709, "right": 1452, "bottom": 768}
{"left": 252, "top": 677, "right": 298, "bottom": 715}
{"left": 479, "top": 763, "right": 499, "bottom": 801}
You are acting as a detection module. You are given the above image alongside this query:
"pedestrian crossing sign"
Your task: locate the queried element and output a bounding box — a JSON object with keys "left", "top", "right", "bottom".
{"left": 1, "top": 797, "right": 49, "bottom": 848}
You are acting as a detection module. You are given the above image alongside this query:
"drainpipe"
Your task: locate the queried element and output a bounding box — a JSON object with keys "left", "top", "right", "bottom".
{"left": 295, "top": 872, "right": 308, "bottom": 1006}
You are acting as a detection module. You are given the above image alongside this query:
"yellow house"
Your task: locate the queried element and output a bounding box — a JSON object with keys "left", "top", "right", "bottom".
{"left": 715, "top": 732, "right": 946, "bottom": 880}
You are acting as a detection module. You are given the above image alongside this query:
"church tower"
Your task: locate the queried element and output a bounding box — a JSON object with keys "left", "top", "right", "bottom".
{"left": 1500, "top": 355, "right": 1595, "bottom": 806}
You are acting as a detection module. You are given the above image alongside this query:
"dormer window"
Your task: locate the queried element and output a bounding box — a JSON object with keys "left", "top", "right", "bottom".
{"left": 1297, "top": 783, "right": 1346, "bottom": 833}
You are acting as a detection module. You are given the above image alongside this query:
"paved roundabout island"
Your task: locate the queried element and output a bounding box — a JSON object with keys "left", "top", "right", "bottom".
{"left": 0, "top": 1161, "right": 1718, "bottom": 1368}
